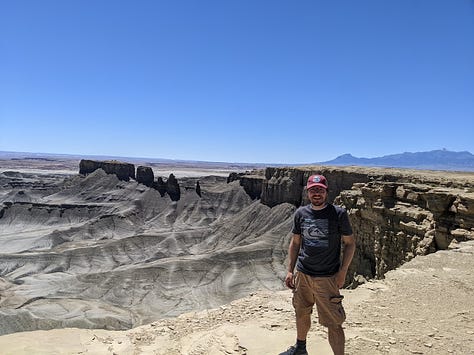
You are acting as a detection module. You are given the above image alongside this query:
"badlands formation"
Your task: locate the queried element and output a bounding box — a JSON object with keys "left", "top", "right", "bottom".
{"left": 0, "top": 158, "right": 473, "bottom": 354}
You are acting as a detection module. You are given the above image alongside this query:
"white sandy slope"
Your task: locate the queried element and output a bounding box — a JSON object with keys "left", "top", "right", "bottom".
{"left": 1, "top": 241, "right": 473, "bottom": 355}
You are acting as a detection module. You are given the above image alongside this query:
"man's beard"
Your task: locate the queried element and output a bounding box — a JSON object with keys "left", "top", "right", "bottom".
{"left": 310, "top": 197, "right": 327, "bottom": 208}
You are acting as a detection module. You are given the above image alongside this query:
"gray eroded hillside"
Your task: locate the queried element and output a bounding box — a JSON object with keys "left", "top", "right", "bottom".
{"left": 0, "top": 169, "right": 294, "bottom": 335}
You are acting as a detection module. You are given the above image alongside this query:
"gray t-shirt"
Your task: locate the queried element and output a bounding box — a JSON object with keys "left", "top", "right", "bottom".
{"left": 292, "top": 203, "right": 353, "bottom": 277}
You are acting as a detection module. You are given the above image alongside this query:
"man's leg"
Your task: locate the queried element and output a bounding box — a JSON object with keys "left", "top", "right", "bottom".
{"left": 313, "top": 277, "right": 347, "bottom": 355}
{"left": 328, "top": 325, "right": 345, "bottom": 355}
{"left": 293, "top": 272, "right": 314, "bottom": 342}
{"left": 279, "top": 272, "right": 313, "bottom": 355}
{"left": 296, "top": 311, "right": 311, "bottom": 341}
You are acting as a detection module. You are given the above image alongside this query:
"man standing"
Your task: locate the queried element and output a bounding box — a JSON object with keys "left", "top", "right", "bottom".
{"left": 280, "top": 174, "right": 356, "bottom": 355}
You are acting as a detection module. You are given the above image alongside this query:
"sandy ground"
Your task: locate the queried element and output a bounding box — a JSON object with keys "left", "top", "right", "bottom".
{"left": 0, "top": 240, "right": 472, "bottom": 355}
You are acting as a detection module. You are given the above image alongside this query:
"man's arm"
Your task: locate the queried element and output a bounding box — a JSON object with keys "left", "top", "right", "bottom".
{"left": 335, "top": 234, "right": 356, "bottom": 288}
{"left": 284, "top": 233, "right": 302, "bottom": 289}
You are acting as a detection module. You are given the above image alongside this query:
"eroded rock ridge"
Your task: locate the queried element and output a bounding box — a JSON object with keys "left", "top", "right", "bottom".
{"left": 79, "top": 159, "right": 195, "bottom": 201}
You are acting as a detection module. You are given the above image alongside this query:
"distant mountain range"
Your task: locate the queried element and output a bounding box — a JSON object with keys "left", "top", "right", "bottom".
{"left": 319, "top": 149, "right": 474, "bottom": 171}
{"left": 1, "top": 149, "right": 474, "bottom": 172}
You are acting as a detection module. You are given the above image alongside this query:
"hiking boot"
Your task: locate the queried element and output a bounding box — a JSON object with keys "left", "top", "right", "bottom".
{"left": 279, "top": 345, "right": 308, "bottom": 355}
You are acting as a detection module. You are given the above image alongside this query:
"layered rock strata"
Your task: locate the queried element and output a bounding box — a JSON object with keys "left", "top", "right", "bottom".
{"left": 240, "top": 166, "right": 474, "bottom": 285}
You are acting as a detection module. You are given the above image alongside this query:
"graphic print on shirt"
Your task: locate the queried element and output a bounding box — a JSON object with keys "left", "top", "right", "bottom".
{"left": 302, "top": 217, "right": 329, "bottom": 248}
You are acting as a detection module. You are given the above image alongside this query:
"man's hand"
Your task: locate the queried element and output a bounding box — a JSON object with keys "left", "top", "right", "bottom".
{"left": 335, "top": 269, "right": 347, "bottom": 289}
{"left": 335, "top": 234, "right": 356, "bottom": 288}
{"left": 284, "top": 271, "right": 295, "bottom": 289}
{"left": 285, "top": 234, "right": 301, "bottom": 289}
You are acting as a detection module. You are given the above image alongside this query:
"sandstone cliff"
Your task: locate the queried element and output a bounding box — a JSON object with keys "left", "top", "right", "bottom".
{"left": 235, "top": 166, "right": 474, "bottom": 284}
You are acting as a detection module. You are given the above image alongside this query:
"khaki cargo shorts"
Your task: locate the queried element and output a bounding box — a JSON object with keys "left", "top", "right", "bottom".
{"left": 292, "top": 271, "right": 346, "bottom": 327}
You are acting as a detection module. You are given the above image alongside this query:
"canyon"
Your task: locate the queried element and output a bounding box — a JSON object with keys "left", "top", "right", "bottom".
{"left": 0, "top": 159, "right": 473, "bottom": 354}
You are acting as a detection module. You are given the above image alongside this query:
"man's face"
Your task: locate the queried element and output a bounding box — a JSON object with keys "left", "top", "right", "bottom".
{"left": 307, "top": 186, "right": 327, "bottom": 207}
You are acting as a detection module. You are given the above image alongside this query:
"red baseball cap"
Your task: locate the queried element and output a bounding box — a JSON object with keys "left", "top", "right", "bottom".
{"left": 306, "top": 174, "right": 328, "bottom": 190}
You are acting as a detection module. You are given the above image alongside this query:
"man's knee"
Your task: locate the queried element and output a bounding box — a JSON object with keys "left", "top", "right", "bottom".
{"left": 294, "top": 305, "right": 313, "bottom": 318}
{"left": 328, "top": 324, "right": 344, "bottom": 334}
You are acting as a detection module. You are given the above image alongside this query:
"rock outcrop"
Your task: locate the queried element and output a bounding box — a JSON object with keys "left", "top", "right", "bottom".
{"left": 79, "top": 161, "right": 184, "bottom": 201}
{"left": 166, "top": 174, "right": 180, "bottom": 201}
{"left": 260, "top": 168, "right": 305, "bottom": 207}
{"left": 228, "top": 171, "right": 265, "bottom": 200}
{"left": 338, "top": 181, "right": 474, "bottom": 281}
{"left": 195, "top": 181, "right": 201, "bottom": 197}
{"left": 79, "top": 159, "right": 135, "bottom": 181}
{"left": 152, "top": 177, "right": 167, "bottom": 197}
{"left": 151, "top": 174, "right": 181, "bottom": 201}
{"left": 240, "top": 166, "right": 474, "bottom": 286}
{"left": 258, "top": 167, "right": 370, "bottom": 208}
{"left": 136, "top": 166, "right": 154, "bottom": 187}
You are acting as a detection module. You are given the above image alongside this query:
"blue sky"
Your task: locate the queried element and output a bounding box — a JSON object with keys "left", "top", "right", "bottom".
{"left": 1, "top": 1, "right": 473, "bottom": 164}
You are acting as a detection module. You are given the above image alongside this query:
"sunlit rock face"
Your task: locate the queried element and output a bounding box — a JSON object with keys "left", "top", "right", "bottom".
{"left": 0, "top": 169, "right": 294, "bottom": 335}
{"left": 259, "top": 166, "right": 474, "bottom": 286}
{"left": 338, "top": 180, "right": 474, "bottom": 282}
